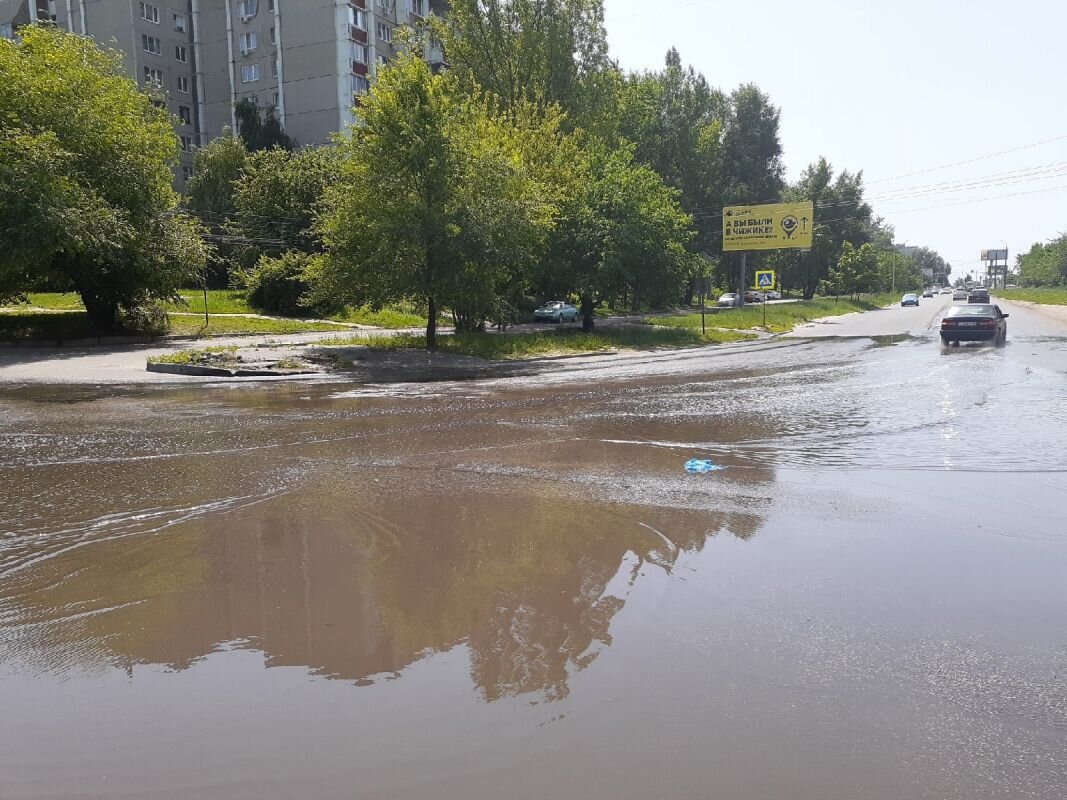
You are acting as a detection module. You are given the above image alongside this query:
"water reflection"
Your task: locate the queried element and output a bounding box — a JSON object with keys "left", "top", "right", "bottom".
{"left": 0, "top": 462, "right": 773, "bottom": 701}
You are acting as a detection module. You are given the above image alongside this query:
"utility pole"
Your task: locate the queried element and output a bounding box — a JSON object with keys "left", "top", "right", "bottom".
{"left": 739, "top": 252, "right": 748, "bottom": 307}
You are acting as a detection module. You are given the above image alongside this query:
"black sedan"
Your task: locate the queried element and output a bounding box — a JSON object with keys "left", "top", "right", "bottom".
{"left": 940, "top": 304, "right": 1009, "bottom": 347}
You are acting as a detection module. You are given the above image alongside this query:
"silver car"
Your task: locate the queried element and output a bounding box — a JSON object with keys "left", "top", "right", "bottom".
{"left": 533, "top": 301, "right": 579, "bottom": 323}
{"left": 717, "top": 293, "right": 740, "bottom": 308}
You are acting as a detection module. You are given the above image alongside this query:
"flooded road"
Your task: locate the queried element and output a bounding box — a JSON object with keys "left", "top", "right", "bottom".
{"left": 2, "top": 302, "right": 1066, "bottom": 800}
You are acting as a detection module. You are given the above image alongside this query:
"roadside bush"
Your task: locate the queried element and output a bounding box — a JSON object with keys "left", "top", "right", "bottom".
{"left": 246, "top": 252, "right": 318, "bottom": 317}
{"left": 119, "top": 302, "right": 169, "bottom": 335}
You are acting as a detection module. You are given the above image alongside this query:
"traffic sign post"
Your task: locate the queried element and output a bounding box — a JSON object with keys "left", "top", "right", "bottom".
{"left": 754, "top": 270, "right": 776, "bottom": 329}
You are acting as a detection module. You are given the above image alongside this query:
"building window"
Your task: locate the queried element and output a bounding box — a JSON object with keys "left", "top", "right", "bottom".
{"left": 178, "top": 105, "right": 192, "bottom": 124}
{"left": 139, "top": 2, "right": 159, "bottom": 23}
{"left": 352, "top": 44, "right": 367, "bottom": 64}
{"left": 241, "top": 64, "right": 260, "bottom": 83}
{"left": 175, "top": 45, "right": 187, "bottom": 62}
{"left": 267, "top": 0, "right": 274, "bottom": 10}
{"left": 0, "top": 23, "right": 14, "bottom": 40}
{"left": 353, "top": 75, "right": 369, "bottom": 94}
{"left": 239, "top": 32, "right": 257, "bottom": 53}
{"left": 142, "top": 35, "right": 162, "bottom": 55}
{"left": 182, "top": 165, "right": 194, "bottom": 180}
{"left": 180, "top": 135, "right": 193, "bottom": 151}
{"left": 143, "top": 66, "right": 164, "bottom": 88}
{"left": 407, "top": 0, "right": 423, "bottom": 16}
{"left": 237, "top": 0, "right": 258, "bottom": 20}
{"left": 376, "top": 54, "right": 387, "bottom": 66}
{"left": 376, "top": 0, "right": 389, "bottom": 8}
{"left": 270, "top": 59, "right": 278, "bottom": 78}
{"left": 176, "top": 75, "right": 190, "bottom": 93}
{"left": 269, "top": 26, "right": 275, "bottom": 45}
{"left": 272, "top": 92, "right": 279, "bottom": 108}
{"left": 349, "top": 7, "right": 366, "bottom": 29}
{"left": 173, "top": 13, "right": 186, "bottom": 32}
{"left": 376, "top": 22, "right": 391, "bottom": 43}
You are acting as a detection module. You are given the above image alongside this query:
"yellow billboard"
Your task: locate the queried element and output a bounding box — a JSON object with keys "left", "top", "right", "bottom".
{"left": 722, "top": 201, "right": 814, "bottom": 252}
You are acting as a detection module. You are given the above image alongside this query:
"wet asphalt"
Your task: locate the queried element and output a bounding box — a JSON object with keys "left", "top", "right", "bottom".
{"left": 1, "top": 295, "right": 1065, "bottom": 799}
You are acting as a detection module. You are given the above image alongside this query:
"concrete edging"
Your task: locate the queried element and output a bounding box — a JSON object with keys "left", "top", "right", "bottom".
{"left": 146, "top": 362, "right": 318, "bottom": 378}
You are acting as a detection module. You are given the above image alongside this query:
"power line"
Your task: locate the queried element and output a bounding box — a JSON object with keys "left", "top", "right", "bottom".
{"left": 865, "top": 132, "right": 1067, "bottom": 185}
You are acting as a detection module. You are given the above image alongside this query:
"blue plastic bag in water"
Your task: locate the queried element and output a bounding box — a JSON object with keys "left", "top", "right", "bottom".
{"left": 685, "top": 458, "right": 723, "bottom": 473}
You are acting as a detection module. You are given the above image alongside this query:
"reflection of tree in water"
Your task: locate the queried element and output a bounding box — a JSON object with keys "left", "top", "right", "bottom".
{"left": 1, "top": 465, "right": 774, "bottom": 704}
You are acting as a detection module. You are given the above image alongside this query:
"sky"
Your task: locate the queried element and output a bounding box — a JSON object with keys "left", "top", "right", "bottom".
{"left": 603, "top": 0, "right": 1067, "bottom": 278}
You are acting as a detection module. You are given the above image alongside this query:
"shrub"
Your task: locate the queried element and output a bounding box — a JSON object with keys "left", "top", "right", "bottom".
{"left": 119, "top": 302, "right": 169, "bottom": 335}
{"left": 246, "top": 251, "right": 319, "bottom": 317}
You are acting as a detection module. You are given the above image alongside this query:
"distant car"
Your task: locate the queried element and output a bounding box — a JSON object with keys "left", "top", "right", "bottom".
{"left": 922, "top": 288, "right": 934, "bottom": 298}
{"left": 717, "top": 293, "right": 740, "bottom": 308}
{"left": 952, "top": 289, "right": 968, "bottom": 300}
{"left": 743, "top": 290, "right": 765, "bottom": 303}
{"left": 940, "top": 287, "right": 952, "bottom": 295}
{"left": 762, "top": 290, "right": 782, "bottom": 300}
{"left": 940, "top": 303, "right": 1008, "bottom": 347}
{"left": 533, "top": 301, "right": 578, "bottom": 323}
{"left": 967, "top": 289, "right": 990, "bottom": 303}
{"left": 901, "top": 293, "right": 920, "bottom": 307}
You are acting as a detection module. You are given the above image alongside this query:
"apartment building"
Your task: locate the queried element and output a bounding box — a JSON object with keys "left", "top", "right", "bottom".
{"left": 1, "top": 0, "right": 448, "bottom": 183}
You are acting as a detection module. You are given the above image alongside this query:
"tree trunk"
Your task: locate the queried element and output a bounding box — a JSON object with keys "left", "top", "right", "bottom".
{"left": 426, "top": 295, "right": 437, "bottom": 351}
{"left": 631, "top": 286, "right": 640, "bottom": 312}
{"left": 79, "top": 289, "right": 118, "bottom": 333}
{"left": 580, "top": 293, "right": 595, "bottom": 333}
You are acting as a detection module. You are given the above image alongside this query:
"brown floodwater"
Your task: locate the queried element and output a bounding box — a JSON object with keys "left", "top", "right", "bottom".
{"left": 2, "top": 332, "right": 1066, "bottom": 799}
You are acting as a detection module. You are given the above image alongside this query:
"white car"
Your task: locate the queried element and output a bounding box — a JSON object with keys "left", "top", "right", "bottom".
{"left": 762, "top": 290, "right": 782, "bottom": 300}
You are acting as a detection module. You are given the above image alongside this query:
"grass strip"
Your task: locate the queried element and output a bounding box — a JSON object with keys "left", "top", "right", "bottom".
{"left": 317, "top": 325, "right": 754, "bottom": 360}
{"left": 646, "top": 295, "right": 896, "bottom": 334}
{"left": 994, "top": 288, "right": 1067, "bottom": 306}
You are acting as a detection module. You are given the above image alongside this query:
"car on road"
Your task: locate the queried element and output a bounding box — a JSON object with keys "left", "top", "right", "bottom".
{"left": 967, "top": 288, "right": 991, "bottom": 303}
{"left": 922, "top": 288, "right": 934, "bottom": 298}
{"left": 940, "top": 287, "right": 952, "bottom": 294}
{"left": 940, "top": 303, "right": 1009, "bottom": 347}
{"left": 717, "top": 292, "right": 741, "bottom": 308}
{"left": 761, "top": 290, "right": 782, "bottom": 300}
{"left": 952, "top": 288, "right": 969, "bottom": 300}
{"left": 533, "top": 301, "right": 578, "bottom": 323}
{"left": 743, "top": 290, "right": 765, "bottom": 303}
{"left": 901, "top": 293, "right": 920, "bottom": 307}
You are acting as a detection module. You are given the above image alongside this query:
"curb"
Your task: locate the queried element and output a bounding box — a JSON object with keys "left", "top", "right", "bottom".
{"left": 146, "top": 362, "right": 319, "bottom": 378}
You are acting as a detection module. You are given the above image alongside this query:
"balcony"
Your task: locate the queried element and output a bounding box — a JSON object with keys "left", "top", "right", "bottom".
{"left": 349, "top": 24, "right": 367, "bottom": 44}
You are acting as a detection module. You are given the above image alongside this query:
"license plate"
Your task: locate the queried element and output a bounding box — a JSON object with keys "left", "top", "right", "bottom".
{"left": 959, "top": 321, "right": 977, "bottom": 327}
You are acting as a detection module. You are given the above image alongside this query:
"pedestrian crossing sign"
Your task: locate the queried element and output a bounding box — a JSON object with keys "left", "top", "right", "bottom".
{"left": 755, "top": 270, "right": 775, "bottom": 289}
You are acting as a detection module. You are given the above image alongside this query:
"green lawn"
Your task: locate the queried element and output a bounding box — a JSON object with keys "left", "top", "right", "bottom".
{"left": 647, "top": 295, "right": 896, "bottom": 334}
{"left": 167, "top": 315, "right": 350, "bottom": 336}
{"left": 320, "top": 325, "right": 753, "bottom": 360}
{"left": 14, "top": 291, "right": 433, "bottom": 328}
{"left": 994, "top": 288, "right": 1067, "bottom": 306}
{"left": 0, "top": 310, "right": 351, "bottom": 341}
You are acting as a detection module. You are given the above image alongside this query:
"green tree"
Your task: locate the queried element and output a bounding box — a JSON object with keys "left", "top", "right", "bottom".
{"left": 185, "top": 130, "right": 248, "bottom": 218}
{"left": 438, "top": 0, "right": 614, "bottom": 132}
{"left": 530, "top": 139, "right": 694, "bottom": 326}
{"left": 318, "top": 47, "right": 555, "bottom": 348}
{"left": 828, "top": 242, "right": 879, "bottom": 298}
{"left": 0, "top": 26, "right": 206, "bottom": 329}
{"left": 773, "top": 158, "right": 872, "bottom": 299}
{"left": 233, "top": 98, "right": 295, "bottom": 151}
{"left": 616, "top": 50, "right": 725, "bottom": 297}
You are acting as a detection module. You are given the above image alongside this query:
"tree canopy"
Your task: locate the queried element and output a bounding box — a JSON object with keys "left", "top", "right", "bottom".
{"left": 0, "top": 26, "right": 205, "bottom": 329}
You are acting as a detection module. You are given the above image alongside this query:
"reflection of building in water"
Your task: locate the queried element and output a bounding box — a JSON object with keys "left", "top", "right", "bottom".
{"left": 1, "top": 463, "right": 775, "bottom": 702}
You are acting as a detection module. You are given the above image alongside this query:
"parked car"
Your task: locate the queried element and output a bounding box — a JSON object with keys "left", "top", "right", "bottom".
{"left": 952, "top": 288, "right": 969, "bottom": 300}
{"left": 967, "top": 289, "right": 991, "bottom": 303}
{"left": 940, "top": 303, "right": 1009, "bottom": 347}
{"left": 922, "top": 288, "right": 934, "bottom": 298}
{"left": 533, "top": 301, "right": 579, "bottom": 323}
{"left": 901, "top": 293, "right": 920, "bottom": 307}
{"left": 762, "top": 290, "right": 782, "bottom": 300}
{"left": 743, "top": 290, "right": 765, "bottom": 303}
{"left": 717, "top": 293, "right": 740, "bottom": 308}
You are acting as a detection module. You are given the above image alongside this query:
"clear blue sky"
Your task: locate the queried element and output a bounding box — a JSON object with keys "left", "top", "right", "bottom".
{"left": 604, "top": 0, "right": 1067, "bottom": 278}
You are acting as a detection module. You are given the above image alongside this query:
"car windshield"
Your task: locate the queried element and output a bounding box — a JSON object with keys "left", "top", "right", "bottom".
{"left": 947, "top": 304, "right": 996, "bottom": 317}
{"left": 544, "top": 302, "right": 562, "bottom": 309}
{"left": 902, "top": 294, "right": 917, "bottom": 299}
